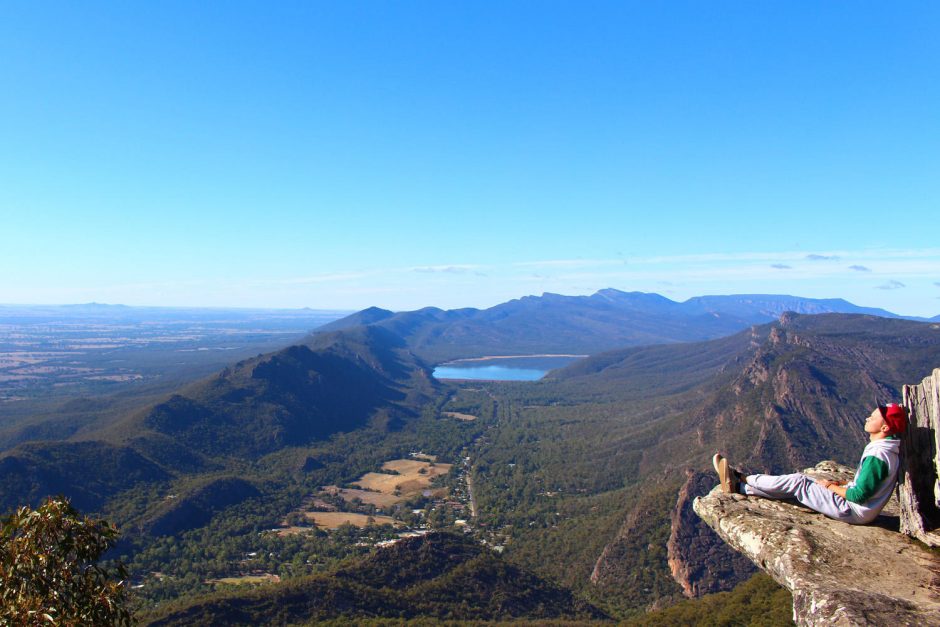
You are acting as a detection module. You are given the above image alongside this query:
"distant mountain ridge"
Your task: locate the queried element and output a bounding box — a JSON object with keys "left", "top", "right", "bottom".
{"left": 680, "top": 293, "right": 903, "bottom": 319}
{"left": 321, "top": 289, "right": 924, "bottom": 362}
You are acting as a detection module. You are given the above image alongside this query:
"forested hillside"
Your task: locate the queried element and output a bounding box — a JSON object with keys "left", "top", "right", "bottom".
{"left": 143, "top": 532, "right": 608, "bottom": 625}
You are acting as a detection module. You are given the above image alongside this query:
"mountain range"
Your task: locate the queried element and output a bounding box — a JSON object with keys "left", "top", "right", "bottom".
{"left": 321, "top": 289, "right": 930, "bottom": 362}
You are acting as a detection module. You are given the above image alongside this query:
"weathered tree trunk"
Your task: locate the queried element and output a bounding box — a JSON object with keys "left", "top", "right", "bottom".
{"left": 899, "top": 368, "right": 940, "bottom": 545}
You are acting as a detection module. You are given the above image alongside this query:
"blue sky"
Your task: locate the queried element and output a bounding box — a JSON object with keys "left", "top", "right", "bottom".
{"left": 1, "top": 2, "right": 938, "bottom": 315}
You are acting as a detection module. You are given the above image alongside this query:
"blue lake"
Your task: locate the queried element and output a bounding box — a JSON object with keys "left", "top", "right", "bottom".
{"left": 432, "top": 355, "right": 584, "bottom": 381}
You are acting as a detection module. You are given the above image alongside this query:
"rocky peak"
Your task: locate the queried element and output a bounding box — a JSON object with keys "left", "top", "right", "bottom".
{"left": 694, "top": 368, "right": 940, "bottom": 626}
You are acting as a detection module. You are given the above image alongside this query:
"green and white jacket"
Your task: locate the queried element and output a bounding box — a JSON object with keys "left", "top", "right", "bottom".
{"left": 844, "top": 436, "right": 900, "bottom": 523}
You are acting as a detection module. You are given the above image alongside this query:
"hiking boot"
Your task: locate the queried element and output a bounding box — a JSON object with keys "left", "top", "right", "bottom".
{"left": 712, "top": 453, "right": 739, "bottom": 494}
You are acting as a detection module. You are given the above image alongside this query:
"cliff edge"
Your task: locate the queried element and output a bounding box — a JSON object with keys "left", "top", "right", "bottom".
{"left": 694, "top": 368, "right": 940, "bottom": 626}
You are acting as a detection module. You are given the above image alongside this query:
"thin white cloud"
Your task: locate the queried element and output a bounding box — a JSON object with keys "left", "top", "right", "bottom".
{"left": 511, "top": 258, "right": 621, "bottom": 269}
{"left": 206, "top": 252, "right": 940, "bottom": 298}
{"left": 276, "top": 271, "right": 377, "bottom": 285}
{"left": 876, "top": 280, "right": 906, "bottom": 290}
{"left": 331, "top": 285, "right": 419, "bottom": 295}
{"left": 625, "top": 248, "right": 940, "bottom": 266}
{"left": 395, "top": 249, "right": 940, "bottom": 279}
{"left": 411, "top": 264, "right": 483, "bottom": 274}
{"left": 275, "top": 264, "right": 484, "bottom": 284}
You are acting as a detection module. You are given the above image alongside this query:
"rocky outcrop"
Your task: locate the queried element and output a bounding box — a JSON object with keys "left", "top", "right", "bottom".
{"left": 899, "top": 368, "right": 940, "bottom": 545}
{"left": 694, "top": 368, "right": 940, "bottom": 625}
{"left": 666, "top": 470, "right": 756, "bottom": 597}
{"left": 694, "top": 461, "right": 940, "bottom": 626}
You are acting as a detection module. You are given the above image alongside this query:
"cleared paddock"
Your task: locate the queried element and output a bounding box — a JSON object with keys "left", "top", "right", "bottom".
{"left": 304, "top": 511, "right": 401, "bottom": 529}
{"left": 207, "top": 574, "right": 280, "bottom": 585}
{"left": 443, "top": 411, "right": 477, "bottom": 421}
{"left": 351, "top": 459, "right": 452, "bottom": 497}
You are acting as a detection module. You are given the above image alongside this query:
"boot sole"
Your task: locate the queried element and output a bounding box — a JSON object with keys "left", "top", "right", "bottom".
{"left": 713, "top": 454, "right": 734, "bottom": 493}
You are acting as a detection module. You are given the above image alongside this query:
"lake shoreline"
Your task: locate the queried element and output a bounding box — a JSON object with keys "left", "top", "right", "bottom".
{"left": 432, "top": 355, "right": 585, "bottom": 382}
{"left": 438, "top": 354, "right": 588, "bottom": 365}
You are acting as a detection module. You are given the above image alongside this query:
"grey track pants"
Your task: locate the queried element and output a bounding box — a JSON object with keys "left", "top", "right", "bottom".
{"left": 743, "top": 473, "right": 867, "bottom": 524}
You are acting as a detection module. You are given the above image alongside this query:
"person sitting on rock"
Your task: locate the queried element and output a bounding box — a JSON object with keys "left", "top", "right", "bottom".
{"left": 712, "top": 403, "right": 907, "bottom": 525}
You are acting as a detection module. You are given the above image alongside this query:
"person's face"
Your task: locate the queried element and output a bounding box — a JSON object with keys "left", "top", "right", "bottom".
{"left": 865, "top": 408, "right": 888, "bottom": 435}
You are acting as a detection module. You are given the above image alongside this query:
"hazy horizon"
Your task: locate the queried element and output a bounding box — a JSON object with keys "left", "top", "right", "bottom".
{"left": 0, "top": 286, "right": 935, "bottom": 319}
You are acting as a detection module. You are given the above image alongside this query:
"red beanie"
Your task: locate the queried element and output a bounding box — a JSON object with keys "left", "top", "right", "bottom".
{"left": 879, "top": 403, "right": 908, "bottom": 435}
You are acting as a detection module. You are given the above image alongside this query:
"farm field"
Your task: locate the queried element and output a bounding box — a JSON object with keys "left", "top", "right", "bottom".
{"left": 206, "top": 574, "right": 280, "bottom": 585}
{"left": 328, "top": 487, "right": 400, "bottom": 508}
{"left": 305, "top": 511, "right": 401, "bottom": 529}
{"left": 315, "top": 458, "right": 453, "bottom": 516}
{"left": 351, "top": 459, "right": 452, "bottom": 498}
{"left": 443, "top": 411, "right": 477, "bottom": 421}
{"left": 275, "top": 512, "right": 402, "bottom": 535}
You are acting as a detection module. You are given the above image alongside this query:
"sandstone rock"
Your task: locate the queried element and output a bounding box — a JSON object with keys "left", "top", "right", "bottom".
{"left": 899, "top": 368, "right": 940, "bottom": 546}
{"left": 694, "top": 462, "right": 940, "bottom": 626}
{"left": 666, "top": 469, "right": 756, "bottom": 597}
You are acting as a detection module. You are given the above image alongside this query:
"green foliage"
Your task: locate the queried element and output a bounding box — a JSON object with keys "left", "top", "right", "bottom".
{"left": 0, "top": 497, "right": 132, "bottom": 626}
{"left": 143, "top": 533, "right": 607, "bottom": 625}
{"left": 0, "top": 441, "right": 171, "bottom": 514}
{"left": 623, "top": 572, "right": 793, "bottom": 626}
{"left": 581, "top": 483, "right": 685, "bottom": 615}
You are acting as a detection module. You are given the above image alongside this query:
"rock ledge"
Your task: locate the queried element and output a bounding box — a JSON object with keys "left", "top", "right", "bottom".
{"left": 694, "top": 461, "right": 940, "bottom": 626}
